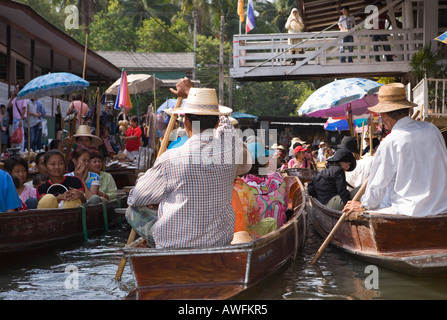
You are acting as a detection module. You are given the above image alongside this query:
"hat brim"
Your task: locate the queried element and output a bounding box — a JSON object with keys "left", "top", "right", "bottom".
{"left": 368, "top": 100, "right": 417, "bottom": 113}
{"left": 171, "top": 105, "right": 232, "bottom": 116}
{"left": 65, "top": 134, "right": 103, "bottom": 147}
{"left": 327, "top": 150, "right": 357, "bottom": 171}
{"left": 236, "top": 144, "right": 252, "bottom": 176}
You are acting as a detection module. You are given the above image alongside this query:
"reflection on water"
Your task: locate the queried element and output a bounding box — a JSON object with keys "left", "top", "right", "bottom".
{"left": 1, "top": 224, "right": 447, "bottom": 300}
{"left": 245, "top": 227, "right": 447, "bottom": 300}
{"left": 0, "top": 226, "right": 135, "bottom": 300}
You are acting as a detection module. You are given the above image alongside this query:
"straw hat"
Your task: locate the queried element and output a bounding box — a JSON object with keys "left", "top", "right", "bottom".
{"left": 66, "top": 125, "right": 103, "bottom": 147}
{"left": 289, "top": 137, "right": 306, "bottom": 150}
{"left": 171, "top": 88, "right": 232, "bottom": 116}
{"left": 231, "top": 231, "right": 253, "bottom": 244}
{"left": 236, "top": 143, "right": 253, "bottom": 176}
{"left": 229, "top": 116, "right": 239, "bottom": 126}
{"left": 271, "top": 143, "right": 285, "bottom": 151}
{"left": 368, "top": 83, "right": 418, "bottom": 113}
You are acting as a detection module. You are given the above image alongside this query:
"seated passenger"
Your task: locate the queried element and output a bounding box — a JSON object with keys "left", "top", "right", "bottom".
{"left": 281, "top": 146, "right": 312, "bottom": 170}
{"left": 89, "top": 151, "right": 118, "bottom": 200}
{"left": 11, "top": 175, "right": 28, "bottom": 211}
{"left": 5, "top": 156, "right": 38, "bottom": 209}
{"left": 37, "top": 150, "right": 86, "bottom": 209}
{"left": 308, "top": 148, "right": 357, "bottom": 210}
{"left": 66, "top": 148, "right": 101, "bottom": 205}
{"left": 242, "top": 142, "right": 288, "bottom": 228}
{"left": 0, "top": 169, "right": 22, "bottom": 213}
{"left": 64, "top": 125, "right": 104, "bottom": 157}
{"left": 33, "top": 173, "right": 50, "bottom": 189}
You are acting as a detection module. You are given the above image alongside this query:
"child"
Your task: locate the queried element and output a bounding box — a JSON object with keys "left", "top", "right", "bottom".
{"left": 33, "top": 173, "right": 50, "bottom": 189}
{"left": 5, "top": 156, "right": 38, "bottom": 209}
{"left": 37, "top": 150, "right": 86, "bottom": 209}
{"left": 89, "top": 151, "right": 118, "bottom": 201}
{"left": 66, "top": 148, "right": 101, "bottom": 204}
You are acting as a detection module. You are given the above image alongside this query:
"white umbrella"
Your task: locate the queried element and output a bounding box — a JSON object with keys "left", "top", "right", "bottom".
{"left": 105, "top": 74, "right": 163, "bottom": 95}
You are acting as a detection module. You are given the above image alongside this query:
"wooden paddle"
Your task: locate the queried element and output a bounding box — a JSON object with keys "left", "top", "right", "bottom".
{"left": 114, "top": 96, "right": 184, "bottom": 281}
{"left": 311, "top": 178, "right": 368, "bottom": 265}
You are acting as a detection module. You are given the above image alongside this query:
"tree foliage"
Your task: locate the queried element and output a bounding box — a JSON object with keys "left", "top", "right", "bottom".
{"left": 18, "top": 0, "right": 319, "bottom": 117}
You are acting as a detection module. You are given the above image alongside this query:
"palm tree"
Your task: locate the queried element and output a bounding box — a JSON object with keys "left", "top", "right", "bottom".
{"left": 120, "top": 0, "right": 182, "bottom": 28}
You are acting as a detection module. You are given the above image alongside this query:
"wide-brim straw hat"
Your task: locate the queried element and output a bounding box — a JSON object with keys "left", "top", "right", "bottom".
{"left": 229, "top": 116, "right": 239, "bottom": 126}
{"left": 231, "top": 231, "right": 253, "bottom": 244}
{"left": 289, "top": 137, "right": 306, "bottom": 149}
{"left": 236, "top": 143, "right": 253, "bottom": 176}
{"left": 271, "top": 143, "right": 285, "bottom": 151}
{"left": 65, "top": 125, "right": 103, "bottom": 147}
{"left": 368, "top": 83, "right": 418, "bottom": 113}
{"left": 170, "top": 88, "right": 232, "bottom": 116}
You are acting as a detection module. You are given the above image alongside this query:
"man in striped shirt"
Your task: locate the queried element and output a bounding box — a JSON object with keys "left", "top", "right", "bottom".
{"left": 127, "top": 79, "right": 243, "bottom": 248}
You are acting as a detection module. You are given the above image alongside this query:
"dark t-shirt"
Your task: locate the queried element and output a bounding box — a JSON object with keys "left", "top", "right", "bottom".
{"left": 308, "top": 165, "right": 350, "bottom": 205}
{"left": 37, "top": 176, "right": 85, "bottom": 199}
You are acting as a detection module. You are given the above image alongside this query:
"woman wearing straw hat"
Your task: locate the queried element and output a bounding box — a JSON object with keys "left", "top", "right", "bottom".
{"left": 64, "top": 125, "right": 103, "bottom": 154}
{"left": 126, "top": 81, "right": 244, "bottom": 249}
{"left": 343, "top": 83, "right": 447, "bottom": 217}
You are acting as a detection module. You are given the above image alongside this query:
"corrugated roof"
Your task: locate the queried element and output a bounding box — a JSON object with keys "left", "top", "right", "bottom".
{"left": 96, "top": 51, "right": 195, "bottom": 72}
{"left": 0, "top": 0, "right": 120, "bottom": 83}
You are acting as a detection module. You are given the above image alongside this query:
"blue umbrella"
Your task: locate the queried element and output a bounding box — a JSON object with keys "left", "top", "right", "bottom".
{"left": 157, "top": 98, "right": 186, "bottom": 113}
{"left": 231, "top": 112, "right": 258, "bottom": 119}
{"left": 324, "top": 117, "right": 350, "bottom": 131}
{"left": 298, "top": 78, "right": 383, "bottom": 118}
{"left": 17, "top": 72, "right": 89, "bottom": 100}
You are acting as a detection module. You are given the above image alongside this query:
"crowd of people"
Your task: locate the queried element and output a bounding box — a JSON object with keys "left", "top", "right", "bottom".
{"left": 3, "top": 84, "right": 47, "bottom": 154}
{"left": 0, "top": 123, "right": 119, "bottom": 212}
{"left": 2, "top": 77, "right": 446, "bottom": 253}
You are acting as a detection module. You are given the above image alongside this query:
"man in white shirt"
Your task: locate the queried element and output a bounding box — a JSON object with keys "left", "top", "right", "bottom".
{"left": 343, "top": 83, "right": 447, "bottom": 217}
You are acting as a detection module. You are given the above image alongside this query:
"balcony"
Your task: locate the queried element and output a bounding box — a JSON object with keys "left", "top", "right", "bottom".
{"left": 230, "top": 28, "right": 424, "bottom": 81}
{"left": 413, "top": 78, "right": 447, "bottom": 130}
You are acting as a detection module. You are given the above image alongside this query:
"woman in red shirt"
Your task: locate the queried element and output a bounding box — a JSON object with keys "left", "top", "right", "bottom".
{"left": 121, "top": 116, "right": 142, "bottom": 159}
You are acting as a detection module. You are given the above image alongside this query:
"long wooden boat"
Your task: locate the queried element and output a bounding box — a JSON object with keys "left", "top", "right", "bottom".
{"left": 123, "top": 176, "right": 309, "bottom": 300}
{"left": 0, "top": 195, "right": 127, "bottom": 255}
{"left": 308, "top": 196, "right": 447, "bottom": 275}
{"left": 106, "top": 167, "right": 139, "bottom": 189}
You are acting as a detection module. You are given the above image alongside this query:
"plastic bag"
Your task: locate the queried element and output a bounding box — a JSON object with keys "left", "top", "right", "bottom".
{"left": 11, "top": 126, "right": 23, "bottom": 144}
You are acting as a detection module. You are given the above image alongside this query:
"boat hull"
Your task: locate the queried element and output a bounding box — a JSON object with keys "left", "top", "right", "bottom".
{"left": 124, "top": 176, "right": 309, "bottom": 300}
{"left": 308, "top": 196, "right": 447, "bottom": 274}
{"left": 0, "top": 196, "right": 127, "bottom": 254}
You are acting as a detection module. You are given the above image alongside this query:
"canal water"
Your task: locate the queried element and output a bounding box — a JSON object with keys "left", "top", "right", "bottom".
{"left": 1, "top": 223, "right": 447, "bottom": 301}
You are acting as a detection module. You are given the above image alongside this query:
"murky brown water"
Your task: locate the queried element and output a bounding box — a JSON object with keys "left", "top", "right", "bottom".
{"left": 1, "top": 223, "right": 446, "bottom": 300}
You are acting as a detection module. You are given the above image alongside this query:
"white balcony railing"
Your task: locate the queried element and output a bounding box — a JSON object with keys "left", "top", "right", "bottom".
{"left": 413, "top": 78, "right": 447, "bottom": 120}
{"left": 232, "top": 28, "right": 424, "bottom": 76}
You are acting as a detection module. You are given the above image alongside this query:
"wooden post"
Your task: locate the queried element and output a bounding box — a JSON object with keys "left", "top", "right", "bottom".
{"left": 96, "top": 88, "right": 100, "bottom": 137}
